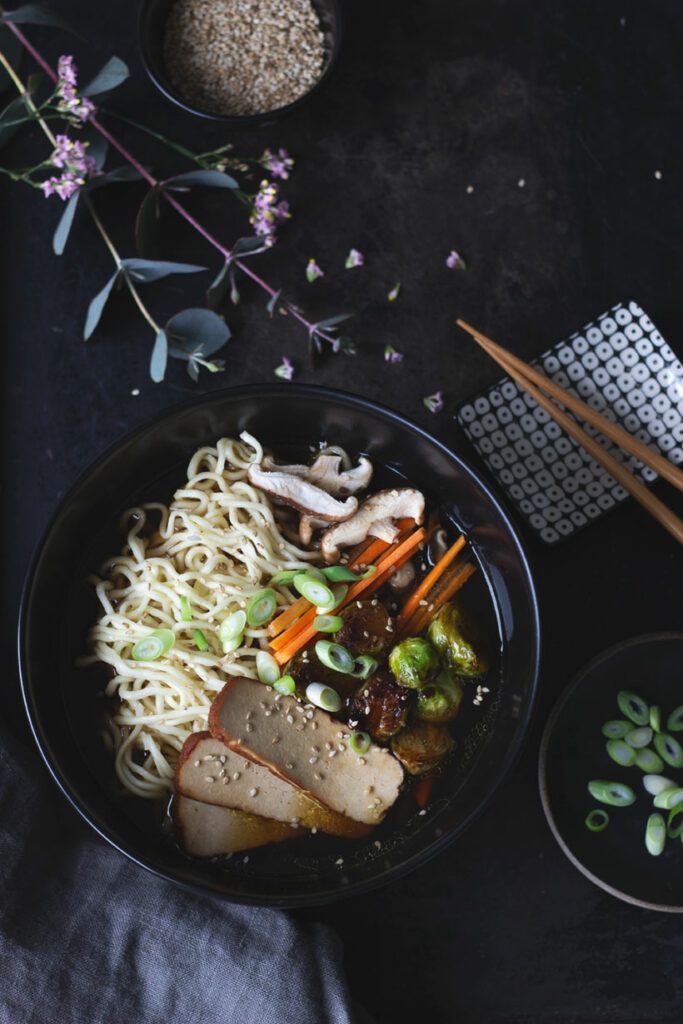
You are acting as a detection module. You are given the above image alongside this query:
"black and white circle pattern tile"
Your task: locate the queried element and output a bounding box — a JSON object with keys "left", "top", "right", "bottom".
{"left": 456, "top": 301, "right": 683, "bottom": 545}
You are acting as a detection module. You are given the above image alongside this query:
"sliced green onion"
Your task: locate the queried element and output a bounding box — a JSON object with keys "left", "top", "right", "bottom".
{"left": 304, "top": 566, "right": 327, "bottom": 582}
{"left": 653, "top": 787, "right": 683, "bottom": 810}
{"left": 325, "top": 584, "right": 349, "bottom": 612}
{"left": 352, "top": 655, "right": 379, "bottom": 680}
{"left": 305, "top": 682, "right": 342, "bottom": 712}
{"left": 625, "top": 726, "right": 653, "bottom": 749}
{"left": 293, "top": 574, "right": 335, "bottom": 608}
{"left": 617, "top": 690, "right": 649, "bottom": 726}
{"left": 645, "top": 813, "right": 666, "bottom": 856}
{"left": 221, "top": 634, "right": 243, "bottom": 654}
{"left": 322, "top": 564, "right": 377, "bottom": 583}
{"left": 315, "top": 639, "right": 355, "bottom": 674}
{"left": 667, "top": 705, "right": 683, "bottom": 732}
{"left": 273, "top": 674, "right": 296, "bottom": 696}
{"left": 587, "top": 780, "right": 636, "bottom": 807}
{"left": 635, "top": 748, "right": 664, "bottom": 773}
{"left": 246, "top": 588, "right": 278, "bottom": 627}
{"left": 269, "top": 569, "right": 301, "bottom": 586}
{"left": 667, "top": 805, "right": 683, "bottom": 839}
{"left": 132, "top": 628, "right": 175, "bottom": 662}
{"left": 256, "top": 650, "right": 280, "bottom": 685}
{"left": 180, "top": 596, "right": 192, "bottom": 622}
{"left": 350, "top": 731, "right": 372, "bottom": 756}
{"left": 313, "top": 614, "right": 344, "bottom": 633}
{"left": 650, "top": 705, "right": 661, "bottom": 733}
{"left": 642, "top": 774, "right": 677, "bottom": 796}
{"left": 193, "top": 628, "right": 209, "bottom": 652}
{"left": 601, "top": 720, "right": 630, "bottom": 739}
{"left": 219, "top": 610, "right": 247, "bottom": 645}
{"left": 585, "top": 809, "right": 609, "bottom": 832}
{"left": 606, "top": 739, "right": 636, "bottom": 767}
{"left": 654, "top": 732, "right": 683, "bottom": 768}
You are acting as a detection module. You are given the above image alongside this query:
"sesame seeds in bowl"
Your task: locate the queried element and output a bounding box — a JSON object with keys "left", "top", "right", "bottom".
{"left": 139, "top": 0, "right": 342, "bottom": 125}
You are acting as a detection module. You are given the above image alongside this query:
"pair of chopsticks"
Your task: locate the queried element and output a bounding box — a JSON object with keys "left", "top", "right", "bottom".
{"left": 456, "top": 319, "right": 683, "bottom": 545}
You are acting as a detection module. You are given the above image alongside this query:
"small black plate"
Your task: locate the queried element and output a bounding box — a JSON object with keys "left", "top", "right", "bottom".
{"left": 540, "top": 633, "right": 683, "bottom": 912}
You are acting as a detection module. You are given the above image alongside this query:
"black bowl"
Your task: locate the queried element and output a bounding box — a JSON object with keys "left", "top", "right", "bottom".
{"left": 139, "top": 0, "right": 343, "bottom": 126}
{"left": 19, "top": 384, "right": 540, "bottom": 907}
{"left": 539, "top": 632, "right": 683, "bottom": 912}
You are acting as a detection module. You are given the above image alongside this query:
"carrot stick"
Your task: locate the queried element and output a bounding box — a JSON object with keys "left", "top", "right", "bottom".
{"left": 400, "top": 561, "right": 476, "bottom": 638}
{"left": 272, "top": 528, "right": 427, "bottom": 665}
{"left": 414, "top": 773, "right": 436, "bottom": 809}
{"left": 396, "top": 534, "right": 465, "bottom": 632}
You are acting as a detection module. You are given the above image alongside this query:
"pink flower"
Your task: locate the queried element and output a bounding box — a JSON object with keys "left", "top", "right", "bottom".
{"left": 306, "top": 259, "right": 324, "bottom": 283}
{"left": 250, "top": 180, "right": 290, "bottom": 245}
{"left": 423, "top": 391, "right": 444, "bottom": 413}
{"left": 446, "top": 249, "right": 466, "bottom": 270}
{"left": 274, "top": 356, "right": 294, "bottom": 381}
{"left": 384, "top": 344, "right": 404, "bottom": 364}
{"left": 57, "top": 55, "right": 77, "bottom": 87}
{"left": 263, "top": 148, "right": 294, "bottom": 180}
{"left": 55, "top": 56, "right": 95, "bottom": 123}
{"left": 345, "top": 248, "right": 364, "bottom": 269}
{"left": 51, "top": 134, "right": 96, "bottom": 174}
{"left": 41, "top": 171, "right": 84, "bottom": 201}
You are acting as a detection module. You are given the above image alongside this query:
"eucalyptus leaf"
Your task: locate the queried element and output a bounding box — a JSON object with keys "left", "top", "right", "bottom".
{"left": 163, "top": 169, "right": 239, "bottom": 191}
{"left": 82, "top": 56, "right": 129, "bottom": 98}
{"left": 0, "top": 28, "right": 22, "bottom": 95}
{"left": 315, "top": 313, "right": 352, "bottom": 331}
{"left": 187, "top": 359, "right": 200, "bottom": 383}
{"left": 231, "top": 236, "right": 267, "bottom": 257}
{"left": 84, "top": 270, "right": 118, "bottom": 340}
{"left": 266, "top": 288, "right": 282, "bottom": 317}
{"left": 53, "top": 190, "right": 79, "bottom": 255}
{"left": 0, "top": 4, "right": 76, "bottom": 31}
{"left": 166, "top": 308, "right": 230, "bottom": 360}
{"left": 149, "top": 330, "right": 168, "bottom": 383}
{"left": 121, "top": 258, "right": 205, "bottom": 283}
{"left": 206, "top": 261, "right": 230, "bottom": 310}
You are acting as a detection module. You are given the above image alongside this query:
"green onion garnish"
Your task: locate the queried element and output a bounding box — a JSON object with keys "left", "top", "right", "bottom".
{"left": 256, "top": 650, "right": 280, "bottom": 685}
{"left": 132, "top": 628, "right": 175, "bottom": 662}
{"left": 313, "top": 614, "right": 344, "bottom": 633}
{"left": 585, "top": 809, "right": 609, "bottom": 832}
{"left": 193, "top": 629, "right": 209, "bottom": 652}
{"left": 601, "top": 720, "right": 630, "bottom": 739}
{"left": 273, "top": 675, "right": 296, "bottom": 696}
{"left": 219, "top": 610, "right": 247, "bottom": 645}
{"left": 180, "top": 596, "right": 192, "bottom": 622}
{"left": 350, "top": 731, "right": 371, "bottom": 756}
{"left": 315, "top": 639, "right": 355, "bottom": 674}
{"left": 635, "top": 748, "right": 664, "bottom": 773}
{"left": 587, "top": 780, "right": 636, "bottom": 807}
{"left": 322, "top": 565, "right": 377, "bottom": 583}
{"left": 617, "top": 690, "right": 649, "bottom": 726}
{"left": 650, "top": 705, "right": 662, "bottom": 733}
{"left": 246, "top": 588, "right": 278, "bottom": 628}
{"left": 305, "top": 682, "right": 342, "bottom": 712}
{"left": 221, "top": 634, "right": 243, "bottom": 654}
{"left": 352, "top": 655, "right": 378, "bottom": 680}
{"left": 667, "top": 805, "right": 683, "bottom": 839}
{"left": 642, "top": 774, "right": 677, "bottom": 796}
{"left": 667, "top": 706, "right": 683, "bottom": 732}
{"left": 270, "top": 570, "right": 302, "bottom": 586}
{"left": 653, "top": 787, "right": 683, "bottom": 810}
{"left": 606, "top": 739, "right": 636, "bottom": 767}
{"left": 624, "top": 726, "right": 653, "bottom": 749}
{"left": 293, "top": 574, "right": 335, "bottom": 609}
{"left": 654, "top": 732, "right": 683, "bottom": 768}
{"left": 645, "top": 813, "right": 666, "bottom": 856}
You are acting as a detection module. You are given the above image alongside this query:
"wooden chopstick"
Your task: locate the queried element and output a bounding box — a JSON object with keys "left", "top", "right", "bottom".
{"left": 457, "top": 319, "right": 683, "bottom": 492}
{"left": 456, "top": 319, "right": 683, "bottom": 546}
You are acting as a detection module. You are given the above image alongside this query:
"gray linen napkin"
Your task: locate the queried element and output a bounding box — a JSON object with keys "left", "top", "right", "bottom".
{"left": 0, "top": 724, "right": 359, "bottom": 1024}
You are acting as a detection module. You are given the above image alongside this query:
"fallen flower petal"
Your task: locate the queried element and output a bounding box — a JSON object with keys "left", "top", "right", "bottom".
{"left": 384, "top": 344, "right": 404, "bottom": 363}
{"left": 446, "top": 249, "right": 466, "bottom": 270}
{"left": 306, "top": 259, "right": 324, "bottom": 283}
{"left": 274, "top": 356, "right": 294, "bottom": 381}
{"left": 423, "top": 391, "right": 444, "bottom": 413}
{"left": 345, "top": 248, "right": 364, "bottom": 269}
{"left": 388, "top": 282, "right": 401, "bottom": 301}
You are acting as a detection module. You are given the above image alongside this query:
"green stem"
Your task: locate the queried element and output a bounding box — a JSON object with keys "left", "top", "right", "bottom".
{"left": 0, "top": 47, "right": 56, "bottom": 147}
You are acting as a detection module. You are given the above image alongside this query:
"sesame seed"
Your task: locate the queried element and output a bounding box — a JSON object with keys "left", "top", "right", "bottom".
{"left": 291, "top": 817, "right": 300, "bottom": 824}
{"left": 309, "top": 755, "right": 318, "bottom": 764}
{"left": 272, "top": 735, "right": 280, "bottom": 744}
{"left": 204, "top": 776, "right": 215, "bottom": 783}
{"left": 374, "top": 840, "right": 381, "bottom": 849}
{"left": 243, "top": 856, "right": 249, "bottom": 864}
{"left": 233, "top": 772, "right": 241, "bottom": 780}
{"left": 201, "top": 755, "right": 213, "bottom": 761}
{"left": 295, "top": 724, "right": 304, "bottom": 732}
{"left": 325, "top": 741, "right": 333, "bottom": 750}
{"left": 222, "top": 777, "right": 230, "bottom": 785}
{"left": 249, "top": 787, "right": 258, "bottom": 797}
{"left": 466, "top": 184, "right": 474, "bottom": 193}
{"left": 338, "top": 744, "right": 346, "bottom": 752}
{"left": 418, "top": 809, "right": 427, "bottom": 816}
{"left": 311, "top": 721, "right": 318, "bottom": 730}
{"left": 311, "top": 826, "right": 318, "bottom": 834}
{"left": 219, "top": 768, "right": 227, "bottom": 777}
{"left": 286, "top": 714, "right": 294, "bottom": 724}
{"left": 314, "top": 772, "right": 322, "bottom": 780}
{"left": 335, "top": 857, "right": 344, "bottom": 866}
{"left": 418, "top": 599, "right": 428, "bottom": 607}
{"left": 264, "top": 710, "right": 272, "bottom": 717}
{"left": 219, "top": 755, "right": 227, "bottom": 763}
{"left": 245, "top": 711, "right": 253, "bottom": 720}
{"left": 359, "top": 757, "right": 366, "bottom": 765}
{"left": 518, "top": 177, "right": 526, "bottom": 187}
{"left": 311, "top": 745, "right": 320, "bottom": 754}
{"left": 306, "top": 711, "right": 314, "bottom": 720}
{"left": 246, "top": 723, "right": 254, "bottom": 732}
{"left": 193, "top": 760, "right": 201, "bottom": 767}
{"left": 655, "top": 169, "right": 662, "bottom": 180}
{"left": 285, "top": 762, "right": 294, "bottom": 770}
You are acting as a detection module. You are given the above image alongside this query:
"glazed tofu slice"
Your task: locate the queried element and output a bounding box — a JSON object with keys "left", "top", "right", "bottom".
{"left": 176, "top": 733, "right": 369, "bottom": 839}
{"left": 174, "top": 796, "right": 294, "bottom": 858}
{"left": 209, "top": 678, "right": 404, "bottom": 825}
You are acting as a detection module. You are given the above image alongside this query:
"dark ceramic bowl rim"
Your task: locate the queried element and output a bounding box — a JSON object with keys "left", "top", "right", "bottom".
{"left": 18, "top": 383, "right": 541, "bottom": 905}
{"left": 137, "top": 0, "right": 343, "bottom": 125}
{"left": 538, "top": 631, "right": 683, "bottom": 914}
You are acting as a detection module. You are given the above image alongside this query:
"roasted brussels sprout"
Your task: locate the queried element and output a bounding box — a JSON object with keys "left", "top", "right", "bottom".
{"left": 388, "top": 637, "right": 440, "bottom": 690}
{"left": 285, "top": 650, "right": 357, "bottom": 701}
{"left": 334, "top": 600, "right": 392, "bottom": 656}
{"left": 391, "top": 721, "right": 455, "bottom": 775}
{"left": 427, "top": 602, "right": 488, "bottom": 678}
{"left": 349, "top": 670, "right": 410, "bottom": 741}
{"left": 415, "top": 671, "right": 463, "bottom": 723}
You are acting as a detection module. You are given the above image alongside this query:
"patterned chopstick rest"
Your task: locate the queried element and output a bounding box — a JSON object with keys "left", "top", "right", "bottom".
{"left": 456, "top": 301, "right": 683, "bottom": 544}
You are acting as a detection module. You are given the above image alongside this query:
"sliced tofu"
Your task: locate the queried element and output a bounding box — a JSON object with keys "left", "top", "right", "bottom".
{"left": 174, "top": 796, "right": 294, "bottom": 858}
{"left": 209, "top": 678, "right": 404, "bottom": 825}
{"left": 176, "top": 732, "right": 369, "bottom": 839}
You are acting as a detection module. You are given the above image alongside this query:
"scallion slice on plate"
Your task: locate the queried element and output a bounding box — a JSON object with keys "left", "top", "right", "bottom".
{"left": 654, "top": 732, "right": 683, "bottom": 768}
{"left": 322, "top": 565, "right": 377, "bottom": 583}
{"left": 645, "top": 813, "right": 666, "bottom": 856}
{"left": 132, "top": 628, "right": 175, "bottom": 662}
{"left": 606, "top": 739, "right": 636, "bottom": 767}
{"left": 305, "top": 682, "right": 342, "bottom": 712}
{"left": 273, "top": 674, "right": 296, "bottom": 696}
{"left": 350, "top": 731, "right": 372, "bottom": 756}
{"left": 219, "top": 610, "right": 247, "bottom": 646}
{"left": 246, "top": 588, "right": 278, "bottom": 628}
{"left": 667, "top": 705, "right": 683, "bottom": 733}
{"left": 601, "top": 720, "right": 630, "bottom": 739}
{"left": 624, "top": 726, "right": 653, "bottom": 749}
{"left": 667, "top": 805, "right": 683, "bottom": 840}
{"left": 193, "top": 629, "right": 209, "bottom": 652}
{"left": 315, "top": 639, "right": 355, "bottom": 674}
{"left": 256, "top": 651, "right": 280, "bottom": 685}
{"left": 269, "top": 570, "right": 301, "bottom": 586}
{"left": 650, "top": 705, "right": 662, "bottom": 733}
{"left": 312, "top": 614, "right": 344, "bottom": 633}
{"left": 585, "top": 808, "right": 609, "bottom": 832}
{"left": 587, "top": 779, "right": 636, "bottom": 807}
{"left": 293, "top": 574, "right": 335, "bottom": 609}
{"left": 617, "top": 690, "right": 649, "bottom": 726}
{"left": 352, "top": 655, "right": 378, "bottom": 680}
{"left": 642, "top": 774, "right": 677, "bottom": 796}
{"left": 635, "top": 748, "right": 664, "bottom": 773}
{"left": 180, "top": 596, "right": 192, "bottom": 622}
{"left": 653, "top": 787, "right": 683, "bottom": 810}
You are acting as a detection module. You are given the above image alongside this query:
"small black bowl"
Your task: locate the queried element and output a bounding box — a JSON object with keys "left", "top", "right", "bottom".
{"left": 540, "top": 632, "right": 683, "bottom": 913}
{"left": 139, "top": 0, "right": 343, "bottom": 126}
{"left": 19, "top": 384, "right": 540, "bottom": 907}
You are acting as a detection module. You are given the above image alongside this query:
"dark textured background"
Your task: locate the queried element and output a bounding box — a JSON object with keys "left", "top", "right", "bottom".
{"left": 2, "top": 1, "right": 683, "bottom": 1021}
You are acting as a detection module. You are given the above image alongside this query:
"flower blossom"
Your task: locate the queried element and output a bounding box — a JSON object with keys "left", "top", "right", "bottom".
{"left": 306, "top": 259, "right": 324, "bottom": 283}
{"left": 446, "top": 249, "right": 466, "bottom": 270}
{"left": 262, "top": 148, "right": 294, "bottom": 180}
{"left": 345, "top": 248, "right": 364, "bottom": 269}
{"left": 41, "top": 172, "right": 84, "bottom": 200}
{"left": 41, "top": 134, "right": 97, "bottom": 201}
{"left": 423, "top": 391, "right": 444, "bottom": 414}
{"left": 384, "top": 344, "right": 404, "bottom": 364}
{"left": 274, "top": 356, "right": 294, "bottom": 381}
{"left": 249, "top": 180, "right": 290, "bottom": 245}
{"left": 56, "top": 54, "right": 95, "bottom": 122}
{"left": 387, "top": 282, "right": 401, "bottom": 301}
